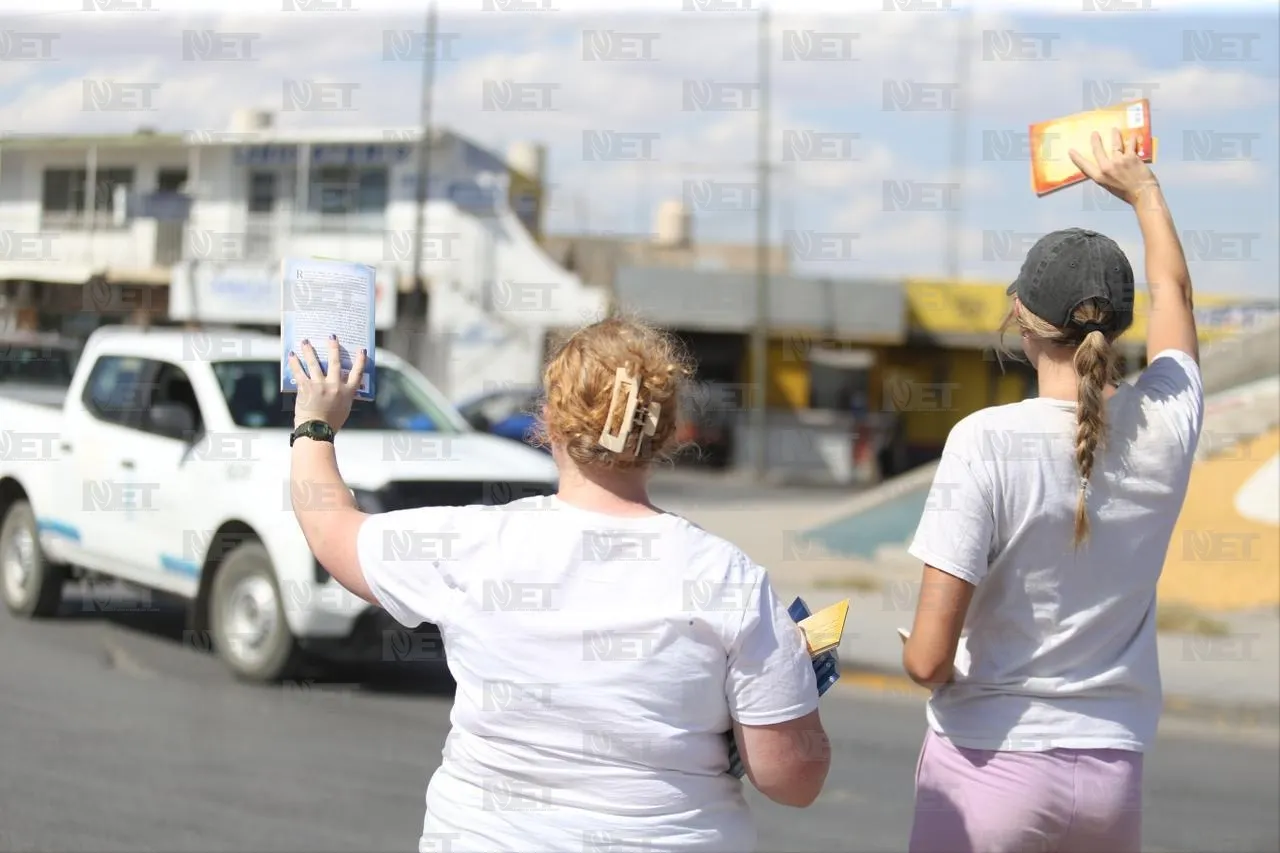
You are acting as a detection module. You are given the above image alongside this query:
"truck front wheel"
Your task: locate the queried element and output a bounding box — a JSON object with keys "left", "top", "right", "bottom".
{"left": 0, "top": 500, "right": 66, "bottom": 619}
{"left": 209, "top": 542, "right": 303, "bottom": 683}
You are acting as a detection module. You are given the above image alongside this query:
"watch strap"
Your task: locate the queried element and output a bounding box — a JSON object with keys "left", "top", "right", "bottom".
{"left": 291, "top": 420, "right": 336, "bottom": 447}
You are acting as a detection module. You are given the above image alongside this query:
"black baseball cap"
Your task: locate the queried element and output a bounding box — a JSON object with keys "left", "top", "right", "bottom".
{"left": 1007, "top": 228, "right": 1135, "bottom": 335}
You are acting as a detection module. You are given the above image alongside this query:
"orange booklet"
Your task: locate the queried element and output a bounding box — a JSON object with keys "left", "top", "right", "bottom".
{"left": 1030, "top": 99, "right": 1156, "bottom": 196}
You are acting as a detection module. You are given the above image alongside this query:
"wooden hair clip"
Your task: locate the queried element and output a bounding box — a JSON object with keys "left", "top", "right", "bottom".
{"left": 598, "top": 367, "right": 641, "bottom": 452}
{"left": 634, "top": 400, "right": 661, "bottom": 455}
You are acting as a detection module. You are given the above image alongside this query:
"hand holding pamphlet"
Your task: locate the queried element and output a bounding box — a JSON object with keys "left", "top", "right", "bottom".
{"left": 727, "top": 597, "right": 849, "bottom": 779}
{"left": 280, "top": 257, "right": 377, "bottom": 403}
{"left": 1030, "top": 99, "right": 1155, "bottom": 196}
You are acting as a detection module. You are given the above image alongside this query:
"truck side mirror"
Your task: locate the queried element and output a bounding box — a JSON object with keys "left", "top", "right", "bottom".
{"left": 149, "top": 401, "right": 196, "bottom": 441}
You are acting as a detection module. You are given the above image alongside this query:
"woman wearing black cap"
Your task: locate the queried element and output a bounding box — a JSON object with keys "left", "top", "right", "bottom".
{"left": 902, "top": 129, "right": 1203, "bottom": 853}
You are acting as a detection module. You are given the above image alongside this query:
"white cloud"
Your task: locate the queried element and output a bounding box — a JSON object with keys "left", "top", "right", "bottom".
{"left": 0, "top": 4, "right": 1274, "bottom": 294}
{"left": 1166, "top": 159, "right": 1268, "bottom": 186}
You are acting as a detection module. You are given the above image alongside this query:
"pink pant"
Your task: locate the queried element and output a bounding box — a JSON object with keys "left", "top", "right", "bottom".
{"left": 909, "top": 728, "right": 1144, "bottom": 853}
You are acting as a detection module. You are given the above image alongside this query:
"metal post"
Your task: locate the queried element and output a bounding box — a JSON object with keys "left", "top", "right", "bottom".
{"left": 406, "top": 1, "right": 438, "bottom": 369}
{"left": 751, "top": 5, "right": 772, "bottom": 481}
{"left": 944, "top": 8, "right": 973, "bottom": 281}
{"left": 84, "top": 145, "right": 98, "bottom": 232}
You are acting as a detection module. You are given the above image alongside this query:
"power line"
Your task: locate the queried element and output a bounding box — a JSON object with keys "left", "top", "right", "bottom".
{"left": 751, "top": 3, "right": 772, "bottom": 483}
{"left": 405, "top": 0, "right": 438, "bottom": 371}
{"left": 945, "top": 7, "right": 974, "bottom": 282}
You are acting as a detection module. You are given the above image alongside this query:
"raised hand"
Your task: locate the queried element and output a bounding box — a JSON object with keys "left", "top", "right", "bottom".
{"left": 288, "top": 335, "right": 367, "bottom": 431}
{"left": 1068, "top": 128, "right": 1160, "bottom": 207}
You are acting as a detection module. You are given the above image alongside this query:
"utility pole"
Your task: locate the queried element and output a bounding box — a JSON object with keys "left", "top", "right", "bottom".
{"left": 751, "top": 4, "right": 772, "bottom": 482}
{"left": 944, "top": 7, "right": 973, "bottom": 281}
{"left": 406, "top": 1, "right": 438, "bottom": 371}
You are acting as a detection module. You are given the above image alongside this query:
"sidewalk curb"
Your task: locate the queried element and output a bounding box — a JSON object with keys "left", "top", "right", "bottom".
{"left": 835, "top": 661, "right": 1280, "bottom": 732}
{"left": 1161, "top": 695, "right": 1280, "bottom": 730}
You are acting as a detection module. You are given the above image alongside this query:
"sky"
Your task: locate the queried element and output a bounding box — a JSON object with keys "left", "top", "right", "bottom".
{"left": 2, "top": 0, "right": 1278, "bottom": 298}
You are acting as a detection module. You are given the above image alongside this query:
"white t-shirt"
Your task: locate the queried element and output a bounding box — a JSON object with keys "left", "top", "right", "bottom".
{"left": 909, "top": 349, "right": 1205, "bottom": 752}
{"left": 356, "top": 496, "right": 819, "bottom": 853}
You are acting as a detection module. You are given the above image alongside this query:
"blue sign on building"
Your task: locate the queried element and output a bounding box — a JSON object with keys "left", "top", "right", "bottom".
{"left": 232, "top": 146, "right": 299, "bottom": 167}
{"left": 232, "top": 143, "right": 415, "bottom": 168}
{"left": 312, "top": 144, "right": 413, "bottom": 167}
{"left": 133, "top": 192, "right": 192, "bottom": 221}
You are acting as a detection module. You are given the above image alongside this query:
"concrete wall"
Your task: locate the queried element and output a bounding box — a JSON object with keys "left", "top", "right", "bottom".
{"left": 1198, "top": 317, "right": 1280, "bottom": 397}
{"left": 543, "top": 234, "right": 789, "bottom": 293}
{"left": 615, "top": 265, "right": 905, "bottom": 339}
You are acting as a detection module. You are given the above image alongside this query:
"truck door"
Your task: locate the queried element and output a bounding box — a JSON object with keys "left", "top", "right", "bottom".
{"left": 67, "top": 354, "right": 163, "bottom": 585}
{"left": 130, "top": 358, "right": 211, "bottom": 598}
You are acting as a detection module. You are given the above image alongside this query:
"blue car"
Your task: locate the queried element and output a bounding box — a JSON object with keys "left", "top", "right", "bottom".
{"left": 455, "top": 386, "right": 547, "bottom": 453}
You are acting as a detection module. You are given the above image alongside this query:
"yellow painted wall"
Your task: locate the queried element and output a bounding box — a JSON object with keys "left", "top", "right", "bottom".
{"left": 750, "top": 336, "right": 1030, "bottom": 451}
{"left": 1159, "top": 428, "right": 1280, "bottom": 610}
{"left": 876, "top": 347, "right": 1000, "bottom": 448}
{"left": 994, "top": 357, "right": 1031, "bottom": 405}
{"left": 740, "top": 276, "right": 1255, "bottom": 456}
{"left": 904, "top": 280, "right": 1013, "bottom": 334}
{"left": 741, "top": 340, "right": 810, "bottom": 409}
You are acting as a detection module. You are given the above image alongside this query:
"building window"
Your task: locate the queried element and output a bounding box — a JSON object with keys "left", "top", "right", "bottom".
{"left": 307, "top": 166, "right": 388, "bottom": 217}
{"left": 42, "top": 169, "right": 86, "bottom": 215}
{"left": 157, "top": 169, "right": 188, "bottom": 193}
{"left": 41, "top": 167, "right": 135, "bottom": 227}
{"left": 248, "top": 171, "right": 277, "bottom": 214}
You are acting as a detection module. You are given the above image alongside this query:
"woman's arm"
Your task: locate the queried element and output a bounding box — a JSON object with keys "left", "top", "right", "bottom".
{"left": 288, "top": 337, "right": 376, "bottom": 604}
{"left": 1133, "top": 182, "right": 1198, "bottom": 364}
{"left": 1070, "top": 129, "right": 1198, "bottom": 363}
{"left": 733, "top": 710, "right": 830, "bottom": 807}
{"left": 290, "top": 438, "right": 374, "bottom": 604}
{"left": 725, "top": 570, "right": 830, "bottom": 806}
{"left": 902, "top": 565, "right": 974, "bottom": 689}
{"left": 902, "top": 430, "right": 991, "bottom": 689}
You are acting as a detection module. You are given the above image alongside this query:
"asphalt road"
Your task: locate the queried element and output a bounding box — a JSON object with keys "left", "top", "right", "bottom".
{"left": 647, "top": 468, "right": 858, "bottom": 509}
{"left": 1, "top": 586, "right": 1278, "bottom": 853}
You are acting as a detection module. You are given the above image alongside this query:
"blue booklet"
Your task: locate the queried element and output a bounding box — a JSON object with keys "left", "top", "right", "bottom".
{"left": 279, "top": 257, "right": 377, "bottom": 402}
{"left": 726, "top": 596, "right": 842, "bottom": 779}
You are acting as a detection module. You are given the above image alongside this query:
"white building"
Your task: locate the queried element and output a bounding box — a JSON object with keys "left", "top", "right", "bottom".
{"left": 0, "top": 109, "right": 606, "bottom": 402}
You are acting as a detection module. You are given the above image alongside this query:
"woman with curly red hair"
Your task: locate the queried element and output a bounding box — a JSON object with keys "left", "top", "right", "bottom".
{"left": 287, "top": 316, "right": 830, "bottom": 852}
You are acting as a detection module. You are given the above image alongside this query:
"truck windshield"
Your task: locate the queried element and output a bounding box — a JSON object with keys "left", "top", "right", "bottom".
{"left": 0, "top": 345, "right": 75, "bottom": 387}
{"left": 211, "top": 360, "right": 457, "bottom": 432}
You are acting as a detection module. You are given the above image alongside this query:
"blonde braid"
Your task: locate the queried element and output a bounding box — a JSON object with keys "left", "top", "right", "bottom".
{"left": 1071, "top": 329, "right": 1115, "bottom": 547}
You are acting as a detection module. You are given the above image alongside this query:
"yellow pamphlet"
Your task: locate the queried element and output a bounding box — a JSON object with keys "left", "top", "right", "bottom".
{"left": 1030, "top": 99, "right": 1156, "bottom": 196}
{"left": 798, "top": 599, "right": 850, "bottom": 657}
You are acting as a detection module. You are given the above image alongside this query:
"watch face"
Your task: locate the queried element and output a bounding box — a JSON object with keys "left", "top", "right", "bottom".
{"left": 293, "top": 420, "right": 335, "bottom": 444}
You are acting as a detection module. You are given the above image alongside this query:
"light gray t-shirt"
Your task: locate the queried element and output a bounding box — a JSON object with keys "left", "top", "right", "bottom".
{"left": 356, "top": 497, "right": 819, "bottom": 853}
{"left": 909, "top": 350, "right": 1204, "bottom": 752}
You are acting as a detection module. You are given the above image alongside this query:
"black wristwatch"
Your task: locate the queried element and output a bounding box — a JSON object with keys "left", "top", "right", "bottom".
{"left": 290, "top": 420, "right": 336, "bottom": 447}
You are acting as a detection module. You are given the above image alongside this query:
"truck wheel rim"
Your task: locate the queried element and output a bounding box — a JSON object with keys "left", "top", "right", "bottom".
{"left": 2, "top": 526, "right": 36, "bottom": 607}
{"left": 222, "top": 575, "right": 279, "bottom": 670}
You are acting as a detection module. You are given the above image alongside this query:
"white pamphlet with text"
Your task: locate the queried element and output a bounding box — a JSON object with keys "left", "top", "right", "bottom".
{"left": 279, "top": 257, "right": 376, "bottom": 402}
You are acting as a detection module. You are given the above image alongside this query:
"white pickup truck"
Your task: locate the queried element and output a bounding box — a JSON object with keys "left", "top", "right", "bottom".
{"left": 0, "top": 326, "right": 557, "bottom": 682}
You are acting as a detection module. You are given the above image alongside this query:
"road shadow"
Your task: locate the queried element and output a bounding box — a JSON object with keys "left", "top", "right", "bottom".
{"left": 57, "top": 583, "right": 190, "bottom": 633}
{"left": 324, "top": 661, "right": 457, "bottom": 698}
{"left": 56, "top": 582, "right": 457, "bottom": 698}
